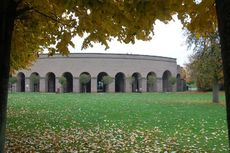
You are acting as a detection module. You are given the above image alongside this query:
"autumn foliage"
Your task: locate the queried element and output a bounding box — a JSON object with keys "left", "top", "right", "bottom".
{"left": 11, "top": 0, "right": 216, "bottom": 73}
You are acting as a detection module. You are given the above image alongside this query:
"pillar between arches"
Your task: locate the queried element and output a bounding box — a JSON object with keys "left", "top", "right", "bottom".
{"left": 157, "top": 78, "right": 162, "bottom": 92}
{"left": 55, "top": 77, "right": 61, "bottom": 92}
{"left": 108, "top": 78, "right": 115, "bottom": 92}
{"left": 91, "top": 77, "right": 97, "bottom": 93}
{"left": 141, "top": 78, "right": 147, "bottom": 92}
{"left": 73, "top": 77, "right": 79, "bottom": 93}
{"left": 40, "top": 77, "right": 45, "bottom": 92}
{"left": 25, "top": 78, "right": 30, "bottom": 92}
{"left": 125, "top": 78, "right": 132, "bottom": 93}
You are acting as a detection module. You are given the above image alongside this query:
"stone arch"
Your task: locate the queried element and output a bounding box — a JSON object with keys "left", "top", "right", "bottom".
{"left": 132, "top": 72, "right": 142, "bottom": 92}
{"left": 63, "top": 72, "right": 73, "bottom": 93}
{"left": 79, "top": 72, "right": 91, "bottom": 93}
{"left": 162, "top": 70, "right": 172, "bottom": 92}
{"left": 176, "top": 74, "right": 181, "bottom": 91}
{"left": 97, "top": 72, "right": 108, "bottom": 92}
{"left": 115, "top": 72, "right": 125, "bottom": 92}
{"left": 30, "top": 72, "right": 40, "bottom": 92}
{"left": 45, "top": 72, "right": 56, "bottom": 92}
{"left": 16, "top": 72, "right": 25, "bottom": 92}
{"left": 147, "top": 72, "right": 157, "bottom": 92}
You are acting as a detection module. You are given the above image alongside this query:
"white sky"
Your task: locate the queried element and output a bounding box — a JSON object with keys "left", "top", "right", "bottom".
{"left": 70, "top": 17, "right": 193, "bottom": 66}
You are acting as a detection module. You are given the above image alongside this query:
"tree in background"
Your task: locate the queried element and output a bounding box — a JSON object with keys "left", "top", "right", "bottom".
{"left": 127, "top": 76, "right": 135, "bottom": 91}
{"left": 101, "top": 75, "right": 113, "bottom": 92}
{"left": 169, "top": 77, "right": 176, "bottom": 86}
{"left": 29, "top": 73, "right": 40, "bottom": 92}
{"left": 147, "top": 75, "right": 156, "bottom": 92}
{"left": 58, "top": 76, "right": 67, "bottom": 93}
{"left": 186, "top": 32, "right": 223, "bottom": 103}
{"left": 177, "top": 67, "right": 187, "bottom": 91}
{"left": 185, "top": 66, "right": 195, "bottom": 90}
{"left": 1, "top": 0, "right": 230, "bottom": 151}
{"left": 179, "top": 67, "right": 187, "bottom": 80}
{"left": 79, "top": 73, "right": 90, "bottom": 93}
{"left": 8, "top": 76, "right": 17, "bottom": 93}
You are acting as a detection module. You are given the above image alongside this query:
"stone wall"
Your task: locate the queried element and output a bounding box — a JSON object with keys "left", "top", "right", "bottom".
{"left": 14, "top": 53, "right": 183, "bottom": 93}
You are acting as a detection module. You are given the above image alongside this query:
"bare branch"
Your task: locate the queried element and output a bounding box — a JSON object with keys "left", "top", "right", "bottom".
{"left": 32, "top": 8, "right": 60, "bottom": 23}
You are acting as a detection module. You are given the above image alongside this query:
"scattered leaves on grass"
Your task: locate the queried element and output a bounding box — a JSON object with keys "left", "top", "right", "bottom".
{"left": 5, "top": 125, "right": 229, "bottom": 152}
{"left": 6, "top": 93, "right": 229, "bottom": 152}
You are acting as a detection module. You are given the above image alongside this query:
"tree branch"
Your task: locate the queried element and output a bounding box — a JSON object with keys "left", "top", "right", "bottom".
{"left": 16, "top": 5, "right": 32, "bottom": 17}
{"left": 32, "top": 8, "right": 76, "bottom": 29}
{"left": 32, "top": 8, "right": 60, "bottom": 23}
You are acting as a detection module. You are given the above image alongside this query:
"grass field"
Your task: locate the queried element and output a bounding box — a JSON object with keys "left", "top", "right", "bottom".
{"left": 6, "top": 92, "right": 228, "bottom": 152}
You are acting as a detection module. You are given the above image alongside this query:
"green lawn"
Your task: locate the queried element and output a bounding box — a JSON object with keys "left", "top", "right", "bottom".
{"left": 6, "top": 92, "right": 228, "bottom": 152}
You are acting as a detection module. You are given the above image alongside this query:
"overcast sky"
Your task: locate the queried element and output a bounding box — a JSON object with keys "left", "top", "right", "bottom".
{"left": 70, "top": 16, "right": 193, "bottom": 66}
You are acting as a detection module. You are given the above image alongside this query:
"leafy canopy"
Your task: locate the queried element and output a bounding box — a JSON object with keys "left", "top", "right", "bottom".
{"left": 169, "top": 77, "right": 176, "bottom": 85}
{"left": 147, "top": 75, "right": 156, "bottom": 86}
{"left": 186, "top": 32, "right": 223, "bottom": 90}
{"left": 102, "top": 75, "right": 113, "bottom": 85}
{"left": 29, "top": 73, "right": 40, "bottom": 84}
{"left": 79, "top": 73, "right": 90, "bottom": 85}
{"left": 8, "top": 76, "right": 17, "bottom": 85}
{"left": 12, "top": 0, "right": 216, "bottom": 73}
{"left": 58, "top": 76, "right": 67, "bottom": 86}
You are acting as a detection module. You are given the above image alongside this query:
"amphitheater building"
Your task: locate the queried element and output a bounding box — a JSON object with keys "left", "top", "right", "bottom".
{"left": 14, "top": 53, "right": 186, "bottom": 93}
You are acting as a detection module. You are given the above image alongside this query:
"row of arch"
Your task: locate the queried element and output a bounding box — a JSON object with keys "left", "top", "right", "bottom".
{"left": 16, "top": 71, "right": 183, "bottom": 93}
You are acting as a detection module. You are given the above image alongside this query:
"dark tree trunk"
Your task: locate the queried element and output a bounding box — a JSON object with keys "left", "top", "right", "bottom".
{"left": 0, "top": 0, "right": 17, "bottom": 152}
{"left": 216, "top": 0, "right": 230, "bottom": 147}
{"left": 10, "top": 84, "right": 13, "bottom": 93}
{"left": 212, "top": 77, "right": 219, "bottom": 103}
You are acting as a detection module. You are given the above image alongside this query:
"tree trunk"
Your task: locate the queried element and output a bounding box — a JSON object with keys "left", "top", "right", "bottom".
{"left": 212, "top": 77, "right": 219, "bottom": 103}
{"left": 10, "top": 84, "right": 13, "bottom": 93}
{"left": 216, "top": 0, "right": 230, "bottom": 147}
{"left": 0, "top": 0, "right": 17, "bottom": 152}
